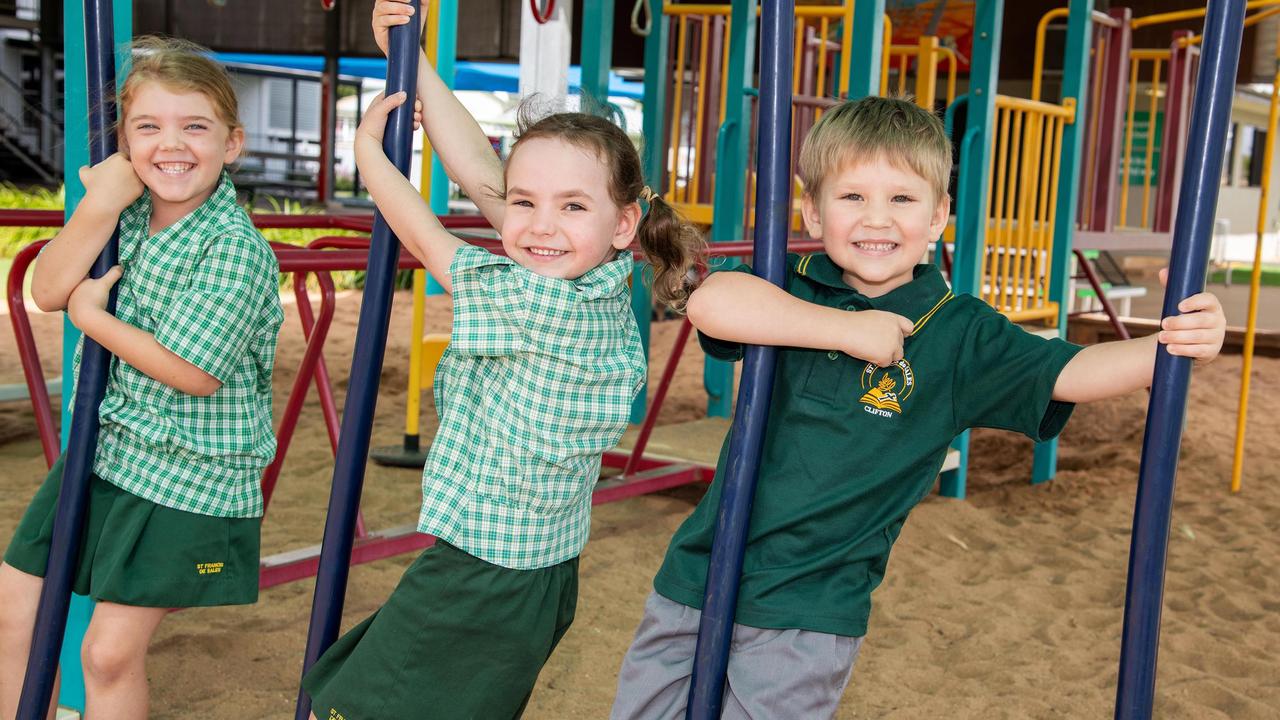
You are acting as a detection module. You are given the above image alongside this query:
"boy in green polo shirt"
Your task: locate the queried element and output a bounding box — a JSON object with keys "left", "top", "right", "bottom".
{"left": 610, "top": 96, "right": 1227, "bottom": 719}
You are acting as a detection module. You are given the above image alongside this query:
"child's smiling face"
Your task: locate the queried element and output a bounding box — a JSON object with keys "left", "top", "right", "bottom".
{"left": 500, "top": 137, "right": 640, "bottom": 280}
{"left": 801, "top": 155, "right": 950, "bottom": 297}
{"left": 122, "top": 82, "right": 243, "bottom": 225}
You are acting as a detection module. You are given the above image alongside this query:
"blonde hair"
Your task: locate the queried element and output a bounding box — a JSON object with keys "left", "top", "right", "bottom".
{"left": 798, "top": 96, "right": 951, "bottom": 202}
{"left": 507, "top": 108, "right": 705, "bottom": 311}
{"left": 119, "top": 36, "right": 241, "bottom": 132}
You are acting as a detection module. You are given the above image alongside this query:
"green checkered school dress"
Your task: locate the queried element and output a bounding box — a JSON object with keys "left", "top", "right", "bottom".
{"left": 72, "top": 173, "right": 284, "bottom": 518}
{"left": 418, "top": 245, "right": 647, "bottom": 569}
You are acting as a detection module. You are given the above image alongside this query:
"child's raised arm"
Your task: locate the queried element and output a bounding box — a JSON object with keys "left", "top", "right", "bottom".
{"left": 31, "top": 154, "right": 144, "bottom": 312}
{"left": 373, "top": 0, "right": 507, "bottom": 229}
{"left": 686, "top": 271, "right": 915, "bottom": 367}
{"left": 1052, "top": 273, "right": 1226, "bottom": 403}
{"left": 356, "top": 91, "right": 465, "bottom": 292}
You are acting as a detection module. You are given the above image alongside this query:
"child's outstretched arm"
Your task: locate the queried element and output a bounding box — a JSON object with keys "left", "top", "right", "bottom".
{"left": 65, "top": 268, "right": 221, "bottom": 396}
{"left": 373, "top": 0, "right": 507, "bottom": 229}
{"left": 686, "top": 271, "right": 915, "bottom": 367}
{"left": 1053, "top": 274, "right": 1226, "bottom": 403}
{"left": 356, "top": 91, "right": 464, "bottom": 292}
{"left": 31, "top": 154, "right": 143, "bottom": 312}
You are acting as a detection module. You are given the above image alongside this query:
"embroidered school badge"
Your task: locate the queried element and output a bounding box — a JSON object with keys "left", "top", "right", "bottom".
{"left": 860, "top": 359, "right": 915, "bottom": 418}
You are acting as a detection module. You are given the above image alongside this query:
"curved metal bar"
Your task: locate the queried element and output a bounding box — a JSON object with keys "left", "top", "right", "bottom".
{"left": 293, "top": 3, "right": 421, "bottom": 717}
{"left": 6, "top": 240, "right": 58, "bottom": 466}
{"left": 1115, "top": 1, "right": 1245, "bottom": 718}
{"left": 686, "top": 0, "right": 793, "bottom": 717}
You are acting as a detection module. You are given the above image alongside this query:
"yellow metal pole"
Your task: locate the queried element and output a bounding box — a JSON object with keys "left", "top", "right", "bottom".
{"left": 1032, "top": 8, "right": 1072, "bottom": 102}
{"left": 1231, "top": 35, "right": 1280, "bottom": 493}
{"left": 880, "top": 14, "right": 892, "bottom": 94}
{"left": 404, "top": 0, "right": 441, "bottom": 453}
{"left": 914, "top": 35, "right": 938, "bottom": 109}
{"left": 1132, "top": 0, "right": 1280, "bottom": 29}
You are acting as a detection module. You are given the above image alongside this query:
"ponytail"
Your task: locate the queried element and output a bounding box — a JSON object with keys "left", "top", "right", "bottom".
{"left": 635, "top": 191, "right": 705, "bottom": 312}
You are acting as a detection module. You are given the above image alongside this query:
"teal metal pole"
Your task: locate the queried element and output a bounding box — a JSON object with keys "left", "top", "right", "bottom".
{"left": 705, "top": 0, "right": 756, "bottom": 419}
{"left": 847, "top": 0, "right": 885, "bottom": 99}
{"left": 943, "top": 0, "right": 1003, "bottom": 499}
{"left": 632, "top": 0, "right": 666, "bottom": 423}
{"left": 423, "top": 0, "right": 457, "bottom": 298}
{"left": 579, "top": 0, "right": 615, "bottom": 108}
{"left": 1033, "top": 0, "right": 1095, "bottom": 484}
{"left": 54, "top": 1, "right": 131, "bottom": 710}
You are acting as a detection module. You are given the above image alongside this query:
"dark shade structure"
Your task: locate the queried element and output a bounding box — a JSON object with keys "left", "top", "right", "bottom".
{"left": 685, "top": 0, "right": 794, "bottom": 717}
{"left": 16, "top": 1, "right": 122, "bottom": 717}
{"left": 292, "top": 3, "right": 421, "bottom": 718}
{"left": 1115, "top": 1, "right": 1245, "bottom": 719}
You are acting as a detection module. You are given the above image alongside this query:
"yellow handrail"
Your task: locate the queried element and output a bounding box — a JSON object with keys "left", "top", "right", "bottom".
{"left": 1179, "top": 4, "right": 1280, "bottom": 46}
{"left": 1131, "top": 0, "right": 1280, "bottom": 29}
{"left": 983, "top": 96, "right": 1076, "bottom": 323}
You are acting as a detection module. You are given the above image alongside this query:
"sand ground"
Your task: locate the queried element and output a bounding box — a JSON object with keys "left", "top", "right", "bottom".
{"left": 1, "top": 285, "right": 1278, "bottom": 719}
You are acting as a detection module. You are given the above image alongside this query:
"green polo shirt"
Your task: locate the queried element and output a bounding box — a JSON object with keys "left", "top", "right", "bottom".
{"left": 653, "top": 253, "right": 1083, "bottom": 637}
{"left": 74, "top": 174, "right": 284, "bottom": 518}
{"left": 418, "top": 246, "right": 647, "bottom": 570}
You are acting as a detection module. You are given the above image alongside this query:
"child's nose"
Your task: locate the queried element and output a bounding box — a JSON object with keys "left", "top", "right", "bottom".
{"left": 159, "top": 128, "right": 185, "bottom": 151}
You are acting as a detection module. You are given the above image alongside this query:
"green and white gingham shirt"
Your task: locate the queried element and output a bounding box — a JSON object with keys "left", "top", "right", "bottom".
{"left": 73, "top": 173, "right": 283, "bottom": 518}
{"left": 419, "top": 245, "right": 646, "bottom": 569}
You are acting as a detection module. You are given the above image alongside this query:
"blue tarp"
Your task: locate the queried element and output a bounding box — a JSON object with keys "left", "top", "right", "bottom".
{"left": 214, "top": 53, "right": 644, "bottom": 100}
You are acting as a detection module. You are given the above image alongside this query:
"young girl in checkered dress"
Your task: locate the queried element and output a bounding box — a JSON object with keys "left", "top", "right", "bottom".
{"left": 299, "top": 3, "right": 704, "bottom": 718}
{"left": 0, "top": 37, "right": 282, "bottom": 717}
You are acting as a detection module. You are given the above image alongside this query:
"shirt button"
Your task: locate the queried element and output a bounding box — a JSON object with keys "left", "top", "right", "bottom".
{"left": 828, "top": 351, "right": 839, "bottom": 360}
{"left": 846, "top": 306, "right": 856, "bottom": 311}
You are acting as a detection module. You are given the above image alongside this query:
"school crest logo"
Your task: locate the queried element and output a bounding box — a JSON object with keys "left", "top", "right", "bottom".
{"left": 860, "top": 359, "right": 914, "bottom": 418}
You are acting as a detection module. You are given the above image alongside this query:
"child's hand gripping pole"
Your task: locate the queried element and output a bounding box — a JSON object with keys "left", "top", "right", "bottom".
{"left": 293, "top": 3, "right": 421, "bottom": 719}
{"left": 16, "top": 3, "right": 124, "bottom": 718}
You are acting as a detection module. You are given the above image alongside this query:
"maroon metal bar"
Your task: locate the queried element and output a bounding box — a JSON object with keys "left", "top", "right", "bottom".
{"left": 261, "top": 269, "right": 337, "bottom": 511}
{"left": 1155, "top": 30, "right": 1196, "bottom": 233}
{"left": 260, "top": 529, "right": 436, "bottom": 589}
{"left": 625, "top": 317, "right": 694, "bottom": 475}
{"left": 5, "top": 240, "right": 58, "bottom": 467}
{"left": 1071, "top": 249, "right": 1132, "bottom": 340}
{"left": 0, "top": 210, "right": 490, "bottom": 233}
{"left": 1088, "top": 8, "right": 1133, "bottom": 233}
{"left": 0, "top": 210, "right": 63, "bottom": 227}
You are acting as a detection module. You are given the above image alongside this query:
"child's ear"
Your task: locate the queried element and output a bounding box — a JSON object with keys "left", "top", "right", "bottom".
{"left": 223, "top": 126, "right": 245, "bottom": 165}
{"left": 612, "top": 200, "right": 642, "bottom": 250}
{"left": 929, "top": 193, "right": 951, "bottom": 237}
{"left": 801, "top": 194, "right": 823, "bottom": 240}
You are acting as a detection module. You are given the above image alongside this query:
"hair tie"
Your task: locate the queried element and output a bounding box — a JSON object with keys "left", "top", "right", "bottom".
{"left": 639, "top": 186, "right": 660, "bottom": 203}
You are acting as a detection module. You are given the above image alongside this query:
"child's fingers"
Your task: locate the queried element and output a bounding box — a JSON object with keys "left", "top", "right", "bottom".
{"left": 1177, "top": 291, "right": 1222, "bottom": 314}
{"left": 1165, "top": 342, "right": 1219, "bottom": 360}
{"left": 1161, "top": 312, "right": 1219, "bottom": 331}
{"left": 1159, "top": 328, "right": 1220, "bottom": 347}
{"left": 103, "top": 265, "right": 124, "bottom": 285}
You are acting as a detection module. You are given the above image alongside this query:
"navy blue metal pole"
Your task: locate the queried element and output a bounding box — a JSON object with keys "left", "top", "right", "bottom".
{"left": 16, "top": 2, "right": 121, "bottom": 717}
{"left": 1115, "top": 1, "right": 1244, "bottom": 718}
{"left": 294, "top": 4, "right": 420, "bottom": 718}
{"left": 686, "top": 1, "right": 793, "bottom": 717}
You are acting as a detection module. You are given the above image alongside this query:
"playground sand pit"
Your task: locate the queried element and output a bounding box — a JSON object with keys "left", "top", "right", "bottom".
{"left": 2, "top": 289, "right": 1279, "bottom": 718}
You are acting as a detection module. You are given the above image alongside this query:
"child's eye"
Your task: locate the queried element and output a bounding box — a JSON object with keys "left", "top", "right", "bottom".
{"left": 840, "top": 193, "right": 862, "bottom": 202}
{"left": 185, "top": 123, "right": 208, "bottom": 132}
{"left": 564, "top": 202, "right": 586, "bottom": 211}
{"left": 135, "top": 123, "right": 158, "bottom": 132}
{"left": 892, "top": 194, "right": 914, "bottom": 203}
{"left": 510, "top": 199, "right": 533, "bottom": 208}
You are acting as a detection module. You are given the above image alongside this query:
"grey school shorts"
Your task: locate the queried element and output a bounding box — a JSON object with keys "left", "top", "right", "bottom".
{"left": 611, "top": 591, "right": 864, "bottom": 720}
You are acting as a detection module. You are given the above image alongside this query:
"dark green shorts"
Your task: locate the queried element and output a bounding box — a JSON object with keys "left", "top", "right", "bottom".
{"left": 2, "top": 456, "right": 261, "bottom": 608}
{"left": 303, "top": 540, "right": 578, "bottom": 720}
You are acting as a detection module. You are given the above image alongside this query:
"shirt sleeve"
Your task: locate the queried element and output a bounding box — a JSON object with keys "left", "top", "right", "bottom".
{"left": 952, "top": 306, "right": 1084, "bottom": 441}
{"left": 695, "top": 254, "right": 804, "bottom": 361}
{"left": 153, "top": 236, "right": 277, "bottom": 384}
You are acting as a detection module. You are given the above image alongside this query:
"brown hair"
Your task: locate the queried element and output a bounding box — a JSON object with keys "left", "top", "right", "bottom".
{"left": 508, "top": 108, "right": 705, "bottom": 311}
{"left": 799, "top": 95, "right": 951, "bottom": 202}
{"left": 119, "top": 36, "right": 242, "bottom": 132}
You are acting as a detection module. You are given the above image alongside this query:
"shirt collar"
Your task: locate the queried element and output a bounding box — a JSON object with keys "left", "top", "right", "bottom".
{"left": 795, "top": 253, "right": 953, "bottom": 326}
{"left": 117, "top": 172, "right": 235, "bottom": 263}
{"left": 571, "top": 249, "right": 634, "bottom": 301}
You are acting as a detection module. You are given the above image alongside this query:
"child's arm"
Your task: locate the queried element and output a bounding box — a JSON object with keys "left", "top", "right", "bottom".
{"left": 66, "top": 268, "right": 221, "bottom": 396}
{"left": 31, "top": 154, "right": 144, "bottom": 312}
{"left": 1053, "top": 281, "right": 1226, "bottom": 403}
{"left": 373, "top": 0, "right": 507, "bottom": 229}
{"left": 356, "top": 91, "right": 465, "bottom": 293}
{"left": 686, "top": 271, "right": 915, "bottom": 367}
